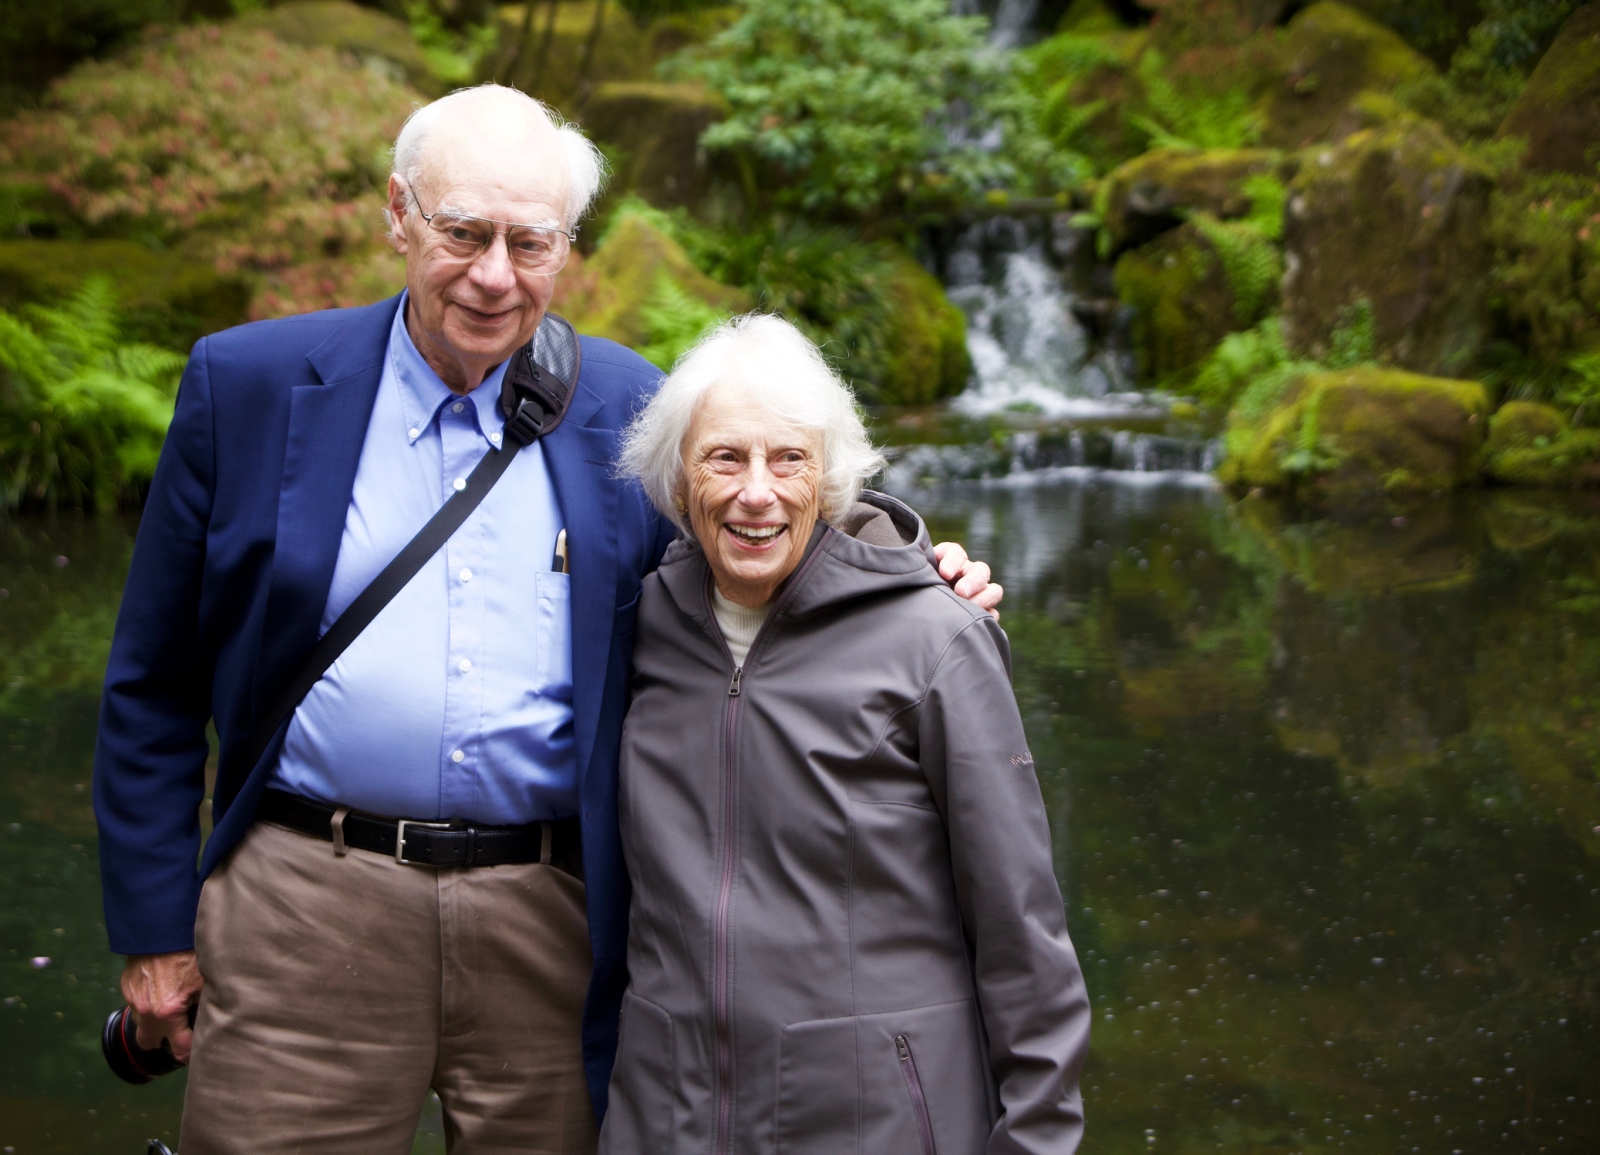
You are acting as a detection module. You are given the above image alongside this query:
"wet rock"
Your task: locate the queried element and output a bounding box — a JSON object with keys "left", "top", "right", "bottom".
{"left": 0, "top": 240, "right": 251, "bottom": 352}
{"left": 1115, "top": 220, "right": 1273, "bottom": 382}
{"left": 1101, "top": 147, "right": 1282, "bottom": 250}
{"left": 551, "top": 210, "right": 748, "bottom": 352}
{"left": 1281, "top": 116, "right": 1493, "bottom": 377}
{"left": 239, "top": 0, "right": 439, "bottom": 94}
{"left": 1483, "top": 402, "right": 1600, "bottom": 487}
{"left": 1496, "top": 3, "right": 1600, "bottom": 176}
{"left": 1221, "top": 367, "right": 1489, "bottom": 500}
{"left": 1262, "top": 2, "right": 1436, "bottom": 149}
{"left": 580, "top": 82, "right": 727, "bottom": 210}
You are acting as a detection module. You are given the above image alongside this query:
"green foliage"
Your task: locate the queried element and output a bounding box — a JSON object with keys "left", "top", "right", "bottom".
{"left": 1125, "top": 49, "right": 1261, "bottom": 152}
{"left": 1278, "top": 381, "right": 1343, "bottom": 477}
{"left": 1557, "top": 352, "right": 1600, "bottom": 425}
{"left": 1325, "top": 297, "right": 1378, "bottom": 370}
{"left": 1188, "top": 211, "right": 1281, "bottom": 325}
{"left": 403, "top": 0, "right": 498, "bottom": 85}
{"left": 0, "top": 0, "right": 187, "bottom": 111}
{"left": 676, "top": 0, "right": 1076, "bottom": 216}
{"left": 0, "top": 277, "right": 182, "bottom": 510}
{"left": 1486, "top": 170, "right": 1600, "bottom": 367}
{"left": 0, "top": 23, "right": 416, "bottom": 318}
{"left": 636, "top": 270, "right": 729, "bottom": 370}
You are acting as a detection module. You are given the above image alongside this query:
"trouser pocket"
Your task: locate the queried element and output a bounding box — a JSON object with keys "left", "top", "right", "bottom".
{"left": 895, "top": 1034, "right": 938, "bottom": 1155}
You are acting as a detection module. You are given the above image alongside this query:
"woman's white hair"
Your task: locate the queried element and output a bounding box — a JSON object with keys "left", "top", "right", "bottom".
{"left": 387, "top": 83, "right": 606, "bottom": 231}
{"left": 620, "top": 313, "right": 887, "bottom": 537}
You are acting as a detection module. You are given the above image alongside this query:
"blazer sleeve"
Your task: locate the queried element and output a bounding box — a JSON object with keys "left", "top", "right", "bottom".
{"left": 93, "top": 338, "right": 218, "bottom": 955}
{"left": 918, "top": 614, "right": 1091, "bottom": 1155}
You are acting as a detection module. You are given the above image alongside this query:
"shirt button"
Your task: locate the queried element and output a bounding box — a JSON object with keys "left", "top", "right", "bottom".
{"left": 453, "top": 477, "right": 467, "bottom": 492}
{"left": 451, "top": 749, "right": 465, "bottom": 763}
{"left": 458, "top": 658, "right": 472, "bottom": 673}
{"left": 452, "top": 401, "right": 465, "bottom": 414}
{"left": 490, "top": 431, "right": 502, "bottom": 445}
{"left": 408, "top": 427, "right": 420, "bottom": 440}
{"left": 459, "top": 568, "right": 472, "bottom": 583}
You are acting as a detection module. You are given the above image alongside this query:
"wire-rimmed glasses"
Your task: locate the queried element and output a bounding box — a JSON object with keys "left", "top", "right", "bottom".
{"left": 413, "top": 199, "right": 577, "bottom": 276}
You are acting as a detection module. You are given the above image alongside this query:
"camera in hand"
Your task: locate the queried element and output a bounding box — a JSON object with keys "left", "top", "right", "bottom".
{"left": 102, "top": 1003, "right": 193, "bottom": 1084}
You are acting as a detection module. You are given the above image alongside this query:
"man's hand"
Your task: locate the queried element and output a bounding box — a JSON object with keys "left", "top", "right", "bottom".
{"left": 933, "top": 541, "right": 1003, "bottom": 619}
{"left": 121, "top": 950, "right": 203, "bottom": 1063}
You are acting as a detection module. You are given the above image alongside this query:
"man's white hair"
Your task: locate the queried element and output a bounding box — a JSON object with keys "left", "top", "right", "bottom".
{"left": 387, "top": 83, "right": 607, "bottom": 230}
{"left": 620, "top": 313, "right": 887, "bottom": 538}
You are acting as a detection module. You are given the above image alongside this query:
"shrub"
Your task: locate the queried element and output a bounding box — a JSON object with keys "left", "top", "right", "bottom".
{"left": 676, "top": 0, "right": 1076, "bottom": 216}
{"left": 0, "top": 23, "right": 417, "bottom": 310}
{"left": 0, "top": 277, "right": 183, "bottom": 510}
{"left": 1486, "top": 170, "right": 1600, "bottom": 367}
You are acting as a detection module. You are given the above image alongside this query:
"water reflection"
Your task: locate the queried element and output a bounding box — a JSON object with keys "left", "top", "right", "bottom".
{"left": 3, "top": 485, "right": 1598, "bottom": 1152}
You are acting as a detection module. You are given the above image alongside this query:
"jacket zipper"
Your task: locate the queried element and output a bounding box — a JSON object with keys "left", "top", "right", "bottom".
{"left": 896, "top": 1034, "right": 939, "bottom": 1155}
{"left": 707, "top": 537, "right": 831, "bottom": 1155}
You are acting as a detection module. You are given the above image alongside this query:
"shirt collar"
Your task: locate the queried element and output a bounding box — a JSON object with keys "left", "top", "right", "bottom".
{"left": 389, "top": 290, "right": 513, "bottom": 447}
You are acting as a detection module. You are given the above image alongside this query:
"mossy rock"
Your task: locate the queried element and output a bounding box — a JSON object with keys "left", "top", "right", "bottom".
{"left": 239, "top": 0, "right": 440, "bottom": 95}
{"left": 879, "top": 252, "right": 971, "bottom": 407}
{"left": 1054, "top": 0, "right": 1127, "bottom": 34}
{"left": 0, "top": 239, "right": 252, "bottom": 352}
{"left": 1101, "top": 147, "right": 1282, "bottom": 250}
{"left": 1114, "top": 222, "right": 1241, "bottom": 382}
{"left": 1497, "top": 3, "right": 1600, "bottom": 177}
{"left": 551, "top": 210, "right": 749, "bottom": 351}
{"left": 1222, "top": 367, "right": 1489, "bottom": 500}
{"left": 581, "top": 82, "right": 727, "bottom": 210}
{"left": 1281, "top": 115, "right": 1493, "bottom": 377}
{"left": 1261, "top": 2, "right": 1436, "bottom": 149}
{"left": 1484, "top": 402, "right": 1600, "bottom": 486}
{"left": 1026, "top": 26, "right": 1151, "bottom": 175}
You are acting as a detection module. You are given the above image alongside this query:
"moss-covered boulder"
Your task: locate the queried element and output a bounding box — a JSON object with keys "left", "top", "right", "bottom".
{"left": 1496, "top": 3, "right": 1600, "bottom": 176}
{"left": 1221, "top": 367, "right": 1489, "bottom": 499}
{"left": 1100, "top": 147, "right": 1281, "bottom": 250}
{"left": 1261, "top": 2, "right": 1436, "bottom": 149}
{"left": 239, "top": 1, "right": 440, "bottom": 95}
{"left": 0, "top": 239, "right": 252, "bottom": 351}
{"left": 580, "top": 82, "right": 727, "bottom": 210}
{"left": 1483, "top": 401, "right": 1600, "bottom": 487}
{"left": 552, "top": 211, "right": 749, "bottom": 354}
{"left": 1281, "top": 116, "right": 1493, "bottom": 377}
{"left": 1114, "top": 222, "right": 1250, "bottom": 382}
{"left": 880, "top": 251, "right": 970, "bottom": 406}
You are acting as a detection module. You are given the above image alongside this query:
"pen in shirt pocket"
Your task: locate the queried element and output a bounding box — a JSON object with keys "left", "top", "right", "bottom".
{"left": 553, "top": 528, "right": 569, "bottom": 574}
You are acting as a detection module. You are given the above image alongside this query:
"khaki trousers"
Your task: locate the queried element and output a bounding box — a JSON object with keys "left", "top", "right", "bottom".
{"left": 179, "top": 820, "right": 598, "bottom": 1155}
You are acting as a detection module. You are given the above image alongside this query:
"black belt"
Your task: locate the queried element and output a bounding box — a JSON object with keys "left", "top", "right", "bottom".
{"left": 257, "top": 789, "right": 583, "bottom": 879}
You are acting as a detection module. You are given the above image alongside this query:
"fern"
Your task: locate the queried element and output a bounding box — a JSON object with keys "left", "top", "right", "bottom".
{"left": 1189, "top": 211, "right": 1282, "bottom": 325}
{"left": 1128, "top": 50, "right": 1262, "bottom": 151}
{"left": 637, "top": 272, "right": 730, "bottom": 372}
{"left": 1326, "top": 298, "right": 1377, "bottom": 370}
{"left": 0, "top": 277, "right": 183, "bottom": 510}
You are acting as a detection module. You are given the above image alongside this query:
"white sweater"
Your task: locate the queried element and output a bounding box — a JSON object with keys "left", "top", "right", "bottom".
{"left": 712, "top": 587, "right": 771, "bottom": 668}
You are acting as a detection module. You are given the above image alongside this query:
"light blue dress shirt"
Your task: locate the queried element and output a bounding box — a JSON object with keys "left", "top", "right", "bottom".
{"left": 269, "top": 294, "right": 575, "bottom": 823}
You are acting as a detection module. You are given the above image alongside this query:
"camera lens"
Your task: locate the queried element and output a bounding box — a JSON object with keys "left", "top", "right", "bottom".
{"left": 102, "top": 1006, "right": 184, "bottom": 1084}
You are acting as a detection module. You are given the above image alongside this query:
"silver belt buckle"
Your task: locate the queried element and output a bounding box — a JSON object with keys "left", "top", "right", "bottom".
{"left": 394, "top": 819, "right": 453, "bottom": 865}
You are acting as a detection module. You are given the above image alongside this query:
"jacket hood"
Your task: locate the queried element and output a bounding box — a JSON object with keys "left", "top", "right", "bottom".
{"left": 655, "top": 490, "right": 945, "bottom": 627}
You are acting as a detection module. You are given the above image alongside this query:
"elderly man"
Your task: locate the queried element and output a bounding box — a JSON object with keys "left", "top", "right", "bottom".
{"left": 94, "top": 84, "right": 998, "bottom": 1152}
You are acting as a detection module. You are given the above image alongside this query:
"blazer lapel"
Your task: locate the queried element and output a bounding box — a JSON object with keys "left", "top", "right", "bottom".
{"left": 251, "top": 297, "right": 400, "bottom": 737}
{"left": 542, "top": 382, "right": 620, "bottom": 789}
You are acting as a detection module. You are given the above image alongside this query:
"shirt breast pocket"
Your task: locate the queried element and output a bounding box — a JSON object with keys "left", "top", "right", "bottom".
{"left": 535, "top": 570, "right": 573, "bottom": 701}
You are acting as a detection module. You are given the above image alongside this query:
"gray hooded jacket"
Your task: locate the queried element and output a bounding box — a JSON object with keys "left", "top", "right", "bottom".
{"left": 600, "top": 491, "right": 1090, "bottom": 1155}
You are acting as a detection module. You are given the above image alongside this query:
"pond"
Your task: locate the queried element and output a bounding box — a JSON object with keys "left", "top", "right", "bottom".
{"left": 2, "top": 477, "right": 1598, "bottom": 1153}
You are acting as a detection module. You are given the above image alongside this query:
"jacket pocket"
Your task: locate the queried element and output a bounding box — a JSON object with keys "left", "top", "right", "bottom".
{"left": 599, "top": 991, "right": 676, "bottom": 1155}
{"left": 777, "top": 1000, "right": 992, "bottom": 1155}
{"left": 895, "top": 1034, "right": 938, "bottom": 1155}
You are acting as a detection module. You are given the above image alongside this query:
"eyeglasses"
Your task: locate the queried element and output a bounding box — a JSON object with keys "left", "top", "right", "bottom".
{"left": 413, "top": 199, "right": 577, "bottom": 275}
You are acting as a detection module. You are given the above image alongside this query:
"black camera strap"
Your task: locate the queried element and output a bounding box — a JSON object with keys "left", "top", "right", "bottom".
{"left": 245, "top": 313, "right": 582, "bottom": 775}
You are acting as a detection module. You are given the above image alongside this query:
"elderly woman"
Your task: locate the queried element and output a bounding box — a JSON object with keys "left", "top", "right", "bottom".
{"left": 601, "top": 314, "right": 1090, "bottom": 1155}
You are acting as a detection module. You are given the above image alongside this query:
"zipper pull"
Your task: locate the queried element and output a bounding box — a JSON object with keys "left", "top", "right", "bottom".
{"left": 729, "top": 667, "right": 743, "bottom": 697}
{"left": 896, "top": 1035, "right": 910, "bottom": 1060}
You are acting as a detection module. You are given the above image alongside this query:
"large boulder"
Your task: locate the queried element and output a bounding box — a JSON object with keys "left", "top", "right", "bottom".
{"left": 1483, "top": 400, "right": 1600, "bottom": 487}
{"left": 580, "top": 82, "right": 727, "bottom": 210}
{"left": 0, "top": 239, "right": 251, "bottom": 352}
{"left": 1261, "top": 2, "right": 1435, "bottom": 149}
{"left": 880, "top": 252, "right": 971, "bottom": 407}
{"left": 239, "top": 1, "right": 440, "bottom": 94}
{"left": 1100, "top": 147, "right": 1282, "bottom": 250}
{"left": 1115, "top": 219, "right": 1278, "bottom": 383}
{"left": 552, "top": 211, "right": 749, "bottom": 357}
{"left": 1221, "top": 367, "right": 1489, "bottom": 499}
{"left": 1281, "top": 116, "right": 1493, "bottom": 377}
{"left": 1497, "top": 3, "right": 1600, "bottom": 176}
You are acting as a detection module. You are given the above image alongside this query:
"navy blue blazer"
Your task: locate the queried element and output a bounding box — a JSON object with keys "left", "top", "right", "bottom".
{"left": 92, "top": 294, "right": 673, "bottom": 1114}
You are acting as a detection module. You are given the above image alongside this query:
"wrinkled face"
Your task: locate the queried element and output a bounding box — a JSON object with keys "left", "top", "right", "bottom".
{"left": 683, "top": 381, "right": 824, "bottom": 608}
{"left": 389, "top": 122, "right": 568, "bottom": 390}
